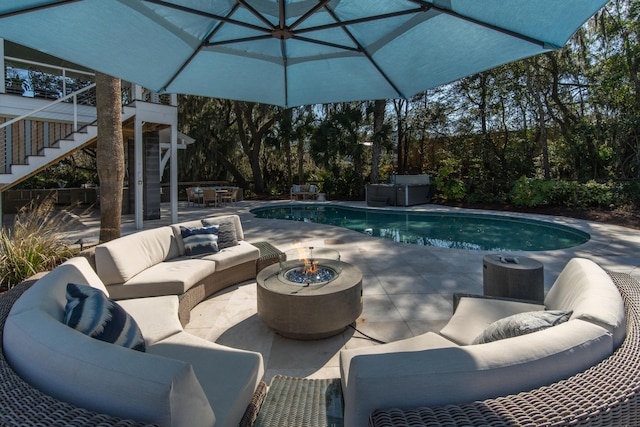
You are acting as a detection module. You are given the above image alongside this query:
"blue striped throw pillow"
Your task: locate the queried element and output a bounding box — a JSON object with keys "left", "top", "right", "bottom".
{"left": 201, "top": 219, "right": 238, "bottom": 249}
{"left": 64, "top": 283, "right": 145, "bottom": 352}
{"left": 180, "top": 224, "right": 219, "bottom": 256}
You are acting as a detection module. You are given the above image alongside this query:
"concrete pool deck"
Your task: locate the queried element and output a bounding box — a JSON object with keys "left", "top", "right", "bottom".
{"left": 63, "top": 200, "right": 640, "bottom": 382}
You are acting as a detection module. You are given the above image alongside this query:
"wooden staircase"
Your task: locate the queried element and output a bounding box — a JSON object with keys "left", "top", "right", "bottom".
{"left": 0, "top": 85, "right": 135, "bottom": 190}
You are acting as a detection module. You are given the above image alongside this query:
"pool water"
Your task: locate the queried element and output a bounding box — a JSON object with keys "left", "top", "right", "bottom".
{"left": 251, "top": 204, "right": 590, "bottom": 251}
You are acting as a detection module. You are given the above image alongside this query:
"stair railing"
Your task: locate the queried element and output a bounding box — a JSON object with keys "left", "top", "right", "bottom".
{"left": 0, "top": 84, "right": 97, "bottom": 174}
{"left": 0, "top": 83, "right": 96, "bottom": 133}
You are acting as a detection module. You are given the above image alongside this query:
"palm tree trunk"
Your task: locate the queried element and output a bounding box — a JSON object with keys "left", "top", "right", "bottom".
{"left": 95, "top": 72, "right": 124, "bottom": 243}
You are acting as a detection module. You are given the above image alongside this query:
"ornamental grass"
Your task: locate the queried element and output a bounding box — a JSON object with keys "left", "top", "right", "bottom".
{"left": 0, "top": 199, "right": 77, "bottom": 290}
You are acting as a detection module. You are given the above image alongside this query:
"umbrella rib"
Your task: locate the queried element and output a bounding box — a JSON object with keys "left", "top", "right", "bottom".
{"left": 0, "top": 0, "right": 80, "bottom": 19}
{"left": 160, "top": 2, "right": 246, "bottom": 92}
{"left": 289, "top": 0, "right": 332, "bottom": 31}
{"left": 281, "top": 38, "right": 289, "bottom": 107}
{"left": 322, "top": 4, "right": 406, "bottom": 99}
{"left": 238, "top": 0, "right": 276, "bottom": 30}
{"left": 205, "top": 34, "right": 273, "bottom": 47}
{"left": 295, "top": 7, "right": 427, "bottom": 35}
{"left": 143, "top": 0, "right": 272, "bottom": 35}
{"left": 407, "top": 0, "right": 555, "bottom": 49}
{"left": 279, "top": 1, "right": 288, "bottom": 107}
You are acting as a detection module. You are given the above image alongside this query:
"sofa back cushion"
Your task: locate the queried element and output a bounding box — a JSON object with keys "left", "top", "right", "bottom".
{"left": 4, "top": 259, "right": 216, "bottom": 427}
{"left": 95, "top": 227, "right": 180, "bottom": 285}
{"left": 544, "top": 257, "right": 626, "bottom": 348}
{"left": 439, "top": 297, "right": 545, "bottom": 345}
{"left": 7, "top": 257, "right": 108, "bottom": 318}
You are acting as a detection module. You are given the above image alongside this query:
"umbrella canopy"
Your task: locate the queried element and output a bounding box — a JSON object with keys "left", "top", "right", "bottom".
{"left": 0, "top": 0, "right": 608, "bottom": 107}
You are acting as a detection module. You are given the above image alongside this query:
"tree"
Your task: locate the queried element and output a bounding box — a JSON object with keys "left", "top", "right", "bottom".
{"left": 95, "top": 72, "right": 124, "bottom": 243}
{"left": 370, "top": 99, "right": 386, "bottom": 183}
{"left": 234, "top": 102, "right": 285, "bottom": 195}
{"left": 178, "top": 97, "right": 247, "bottom": 185}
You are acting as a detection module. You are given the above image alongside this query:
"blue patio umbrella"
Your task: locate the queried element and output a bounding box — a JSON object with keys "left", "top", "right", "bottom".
{"left": 0, "top": 0, "right": 608, "bottom": 107}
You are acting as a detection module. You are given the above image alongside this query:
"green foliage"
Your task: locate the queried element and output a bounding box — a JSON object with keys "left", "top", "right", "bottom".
{"left": 434, "top": 159, "right": 467, "bottom": 201}
{"left": 508, "top": 178, "right": 626, "bottom": 209}
{"left": 613, "top": 181, "right": 640, "bottom": 208}
{"left": 18, "top": 154, "right": 97, "bottom": 189}
{"left": 509, "top": 177, "right": 552, "bottom": 207}
{"left": 318, "top": 168, "right": 362, "bottom": 200}
{"left": 0, "top": 200, "right": 77, "bottom": 289}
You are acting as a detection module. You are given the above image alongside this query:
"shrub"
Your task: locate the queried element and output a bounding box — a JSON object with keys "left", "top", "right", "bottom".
{"left": 0, "top": 200, "right": 77, "bottom": 289}
{"left": 509, "top": 178, "right": 622, "bottom": 209}
{"left": 509, "top": 177, "right": 550, "bottom": 207}
{"left": 434, "top": 160, "right": 467, "bottom": 202}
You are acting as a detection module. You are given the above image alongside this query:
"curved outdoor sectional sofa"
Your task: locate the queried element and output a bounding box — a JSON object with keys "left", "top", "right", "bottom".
{"left": 1, "top": 214, "right": 266, "bottom": 427}
{"left": 341, "top": 258, "right": 631, "bottom": 427}
{"left": 2, "top": 216, "right": 640, "bottom": 426}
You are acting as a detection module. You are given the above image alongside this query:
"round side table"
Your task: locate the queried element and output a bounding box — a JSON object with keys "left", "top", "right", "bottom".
{"left": 482, "top": 254, "right": 544, "bottom": 303}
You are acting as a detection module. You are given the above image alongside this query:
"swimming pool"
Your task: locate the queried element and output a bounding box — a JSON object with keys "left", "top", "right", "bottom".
{"left": 250, "top": 204, "right": 590, "bottom": 251}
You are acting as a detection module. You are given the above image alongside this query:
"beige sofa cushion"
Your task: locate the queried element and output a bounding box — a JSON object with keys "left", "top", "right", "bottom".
{"left": 198, "top": 241, "right": 259, "bottom": 271}
{"left": 340, "top": 332, "right": 457, "bottom": 390}
{"left": 4, "top": 271, "right": 215, "bottom": 427}
{"left": 7, "top": 257, "right": 109, "bottom": 316}
{"left": 107, "top": 258, "right": 217, "bottom": 300}
{"left": 95, "top": 227, "right": 181, "bottom": 285}
{"left": 545, "top": 258, "right": 626, "bottom": 347}
{"left": 439, "top": 297, "right": 545, "bottom": 345}
{"left": 341, "top": 320, "right": 612, "bottom": 427}
{"left": 149, "top": 331, "right": 264, "bottom": 427}
{"left": 118, "top": 295, "right": 183, "bottom": 345}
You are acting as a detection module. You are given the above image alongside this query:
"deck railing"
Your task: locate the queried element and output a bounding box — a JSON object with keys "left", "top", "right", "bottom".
{"left": 1, "top": 56, "right": 175, "bottom": 176}
{"left": 0, "top": 84, "right": 97, "bottom": 174}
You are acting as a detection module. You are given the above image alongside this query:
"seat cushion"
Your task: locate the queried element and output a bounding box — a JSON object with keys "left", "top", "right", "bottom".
{"left": 148, "top": 332, "right": 264, "bottom": 427}
{"left": 340, "top": 332, "right": 457, "bottom": 390}
{"left": 64, "top": 283, "right": 145, "bottom": 351}
{"left": 439, "top": 296, "right": 545, "bottom": 345}
{"left": 107, "top": 258, "right": 217, "bottom": 300}
{"left": 198, "top": 241, "right": 259, "bottom": 271}
{"left": 118, "top": 295, "right": 183, "bottom": 346}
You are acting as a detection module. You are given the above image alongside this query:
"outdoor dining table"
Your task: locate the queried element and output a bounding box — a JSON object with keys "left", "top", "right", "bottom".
{"left": 192, "top": 187, "right": 231, "bottom": 208}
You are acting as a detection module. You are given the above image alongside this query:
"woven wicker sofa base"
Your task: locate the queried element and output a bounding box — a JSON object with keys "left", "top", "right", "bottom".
{"left": 369, "top": 271, "right": 640, "bottom": 427}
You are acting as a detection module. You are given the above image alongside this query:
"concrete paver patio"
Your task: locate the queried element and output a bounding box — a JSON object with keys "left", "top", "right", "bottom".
{"left": 65, "top": 200, "right": 640, "bottom": 383}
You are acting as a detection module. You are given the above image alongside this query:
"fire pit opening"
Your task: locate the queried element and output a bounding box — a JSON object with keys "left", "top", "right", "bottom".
{"left": 279, "top": 247, "right": 341, "bottom": 286}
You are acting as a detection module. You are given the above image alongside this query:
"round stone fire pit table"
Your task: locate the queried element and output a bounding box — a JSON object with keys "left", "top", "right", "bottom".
{"left": 256, "top": 260, "right": 363, "bottom": 340}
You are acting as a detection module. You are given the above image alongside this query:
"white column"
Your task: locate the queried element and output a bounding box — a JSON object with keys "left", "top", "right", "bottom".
{"left": 0, "top": 39, "right": 5, "bottom": 94}
{"left": 135, "top": 116, "right": 144, "bottom": 230}
{"left": 170, "top": 124, "right": 178, "bottom": 224}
